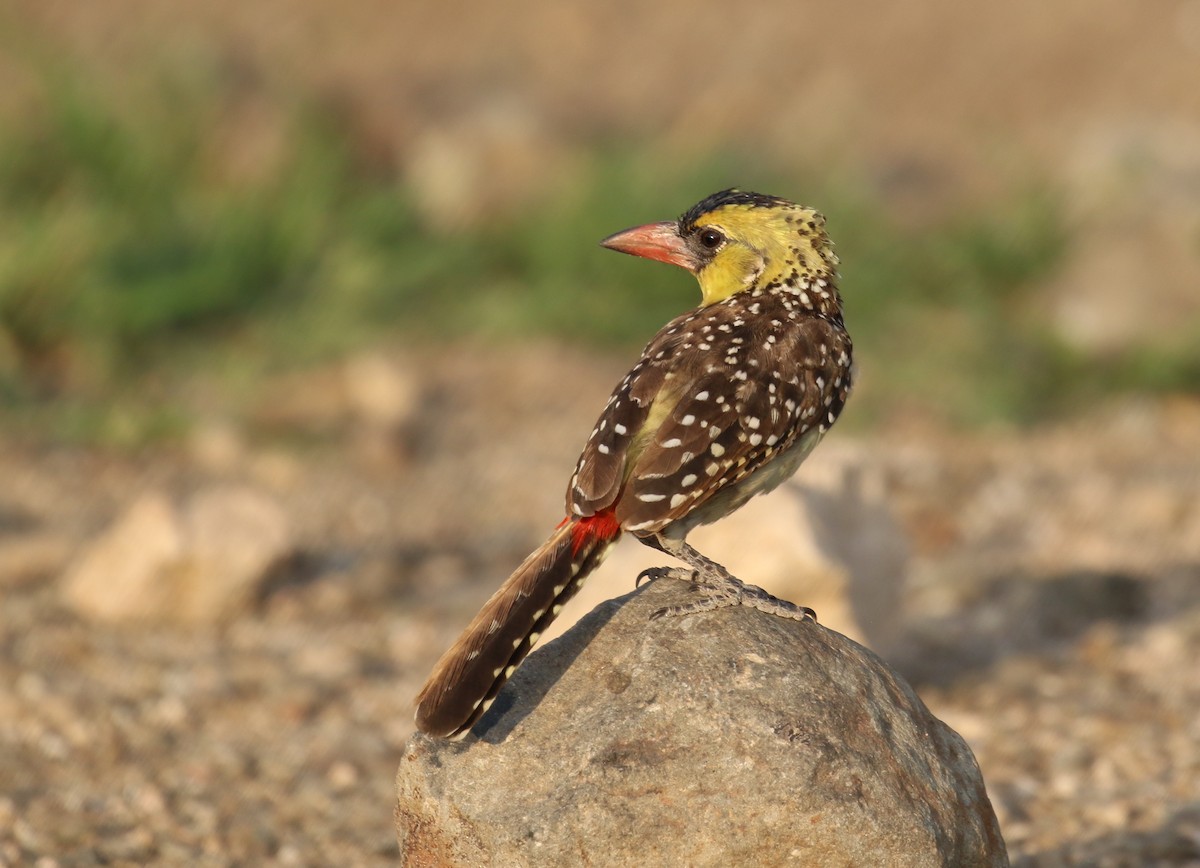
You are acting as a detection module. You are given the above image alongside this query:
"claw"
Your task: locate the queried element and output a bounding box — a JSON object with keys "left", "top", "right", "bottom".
{"left": 635, "top": 567, "right": 665, "bottom": 588}
{"left": 635, "top": 565, "right": 696, "bottom": 588}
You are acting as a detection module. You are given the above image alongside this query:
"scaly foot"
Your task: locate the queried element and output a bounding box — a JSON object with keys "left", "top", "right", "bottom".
{"left": 636, "top": 561, "right": 816, "bottom": 622}
{"left": 649, "top": 572, "right": 816, "bottom": 622}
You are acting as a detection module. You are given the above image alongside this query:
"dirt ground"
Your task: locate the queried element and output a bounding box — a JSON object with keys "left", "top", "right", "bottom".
{"left": 3, "top": 1, "right": 1200, "bottom": 864}
{"left": 2, "top": 343, "right": 1200, "bottom": 865}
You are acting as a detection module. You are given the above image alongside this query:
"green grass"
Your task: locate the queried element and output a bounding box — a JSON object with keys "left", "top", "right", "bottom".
{"left": 0, "top": 48, "right": 1196, "bottom": 443}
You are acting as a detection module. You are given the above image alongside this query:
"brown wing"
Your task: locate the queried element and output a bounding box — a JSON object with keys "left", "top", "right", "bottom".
{"left": 614, "top": 369, "right": 801, "bottom": 531}
{"left": 616, "top": 313, "right": 852, "bottom": 533}
{"left": 568, "top": 299, "right": 852, "bottom": 531}
{"left": 567, "top": 352, "right": 670, "bottom": 517}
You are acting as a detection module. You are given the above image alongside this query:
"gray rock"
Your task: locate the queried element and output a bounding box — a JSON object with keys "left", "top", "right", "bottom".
{"left": 396, "top": 580, "right": 1008, "bottom": 867}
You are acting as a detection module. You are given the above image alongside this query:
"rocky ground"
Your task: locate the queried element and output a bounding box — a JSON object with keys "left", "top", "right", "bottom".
{"left": 3, "top": 1, "right": 1200, "bottom": 863}
{"left": 1, "top": 343, "right": 1199, "bottom": 865}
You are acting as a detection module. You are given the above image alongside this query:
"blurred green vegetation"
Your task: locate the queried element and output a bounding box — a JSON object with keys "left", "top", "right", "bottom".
{"left": 1, "top": 49, "right": 1197, "bottom": 444}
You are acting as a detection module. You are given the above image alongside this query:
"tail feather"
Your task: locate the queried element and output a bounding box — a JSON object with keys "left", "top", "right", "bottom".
{"left": 414, "top": 512, "right": 621, "bottom": 738}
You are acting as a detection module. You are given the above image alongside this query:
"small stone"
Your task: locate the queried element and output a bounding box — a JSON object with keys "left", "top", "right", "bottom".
{"left": 342, "top": 353, "right": 419, "bottom": 431}
{"left": 344, "top": 353, "right": 420, "bottom": 470}
{"left": 60, "top": 486, "right": 291, "bottom": 625}
{"left": 188, "top": 419, "right": 246, "bottom": 472}
{"left": 59, "top": 492, "right": 182, "bottom": 623}
{"left": 327, "top": 761, "right": 359, "bottom": 792}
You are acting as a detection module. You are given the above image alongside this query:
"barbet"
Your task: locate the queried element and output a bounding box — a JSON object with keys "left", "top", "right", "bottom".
{"left": 416, "top": 190, "right": 853, "bottom": 738}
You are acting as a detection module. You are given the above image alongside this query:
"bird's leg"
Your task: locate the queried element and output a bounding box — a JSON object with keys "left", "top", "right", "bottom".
{"left": 639, "top": 535, "right": 817, "bottom": 622}
{"left": 635, "top": 534, "right": 698, "bottom": 588}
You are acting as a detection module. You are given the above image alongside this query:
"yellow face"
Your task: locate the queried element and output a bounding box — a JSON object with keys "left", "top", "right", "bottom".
{"left": 600, "top": 190, "right": 839, "bottom": 308}
{"left": 689, "top": 202, "right": 838, "bottom": 306}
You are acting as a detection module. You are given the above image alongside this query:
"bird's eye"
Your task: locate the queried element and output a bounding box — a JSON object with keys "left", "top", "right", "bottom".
{"left": 698, "top": 228, "right": 724, "bottom": 250}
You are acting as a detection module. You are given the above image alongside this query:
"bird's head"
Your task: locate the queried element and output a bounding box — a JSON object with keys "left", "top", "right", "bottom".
{"left": 601, "top": 189, "right": 839, "bottom": 308}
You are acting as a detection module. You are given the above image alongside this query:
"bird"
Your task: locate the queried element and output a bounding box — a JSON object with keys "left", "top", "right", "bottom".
{"left": 415, "top": 189, "right": 854, "bottom": 739}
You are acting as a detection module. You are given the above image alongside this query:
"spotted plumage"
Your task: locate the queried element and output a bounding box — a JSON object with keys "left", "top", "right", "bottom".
{"left": 570, "top": 287, "right": 851, "bottom": 537}
{"left": 415, "top": 189, "right": 853, "bottom": 739}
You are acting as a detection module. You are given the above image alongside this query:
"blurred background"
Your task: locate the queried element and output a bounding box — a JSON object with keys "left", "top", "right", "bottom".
{"left": 1, "top": 1, "right": 1199, "bottom": 864}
